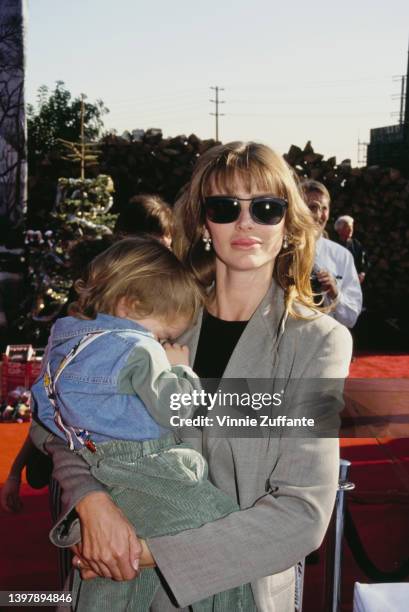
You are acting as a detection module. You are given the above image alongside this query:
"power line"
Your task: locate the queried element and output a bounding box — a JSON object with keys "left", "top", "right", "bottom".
{"left": 228, "top": 95, "right": 391, "bottom": 105}
{"left": 226, "top": 111, "right": 389, "bottom": 118}
{"left": 225, "top": 76, "right": 393, "bottom": 92}
{"left": 109, "top": 103, "right": 206, "bottom": 118}
{"left": 210, "top": 86, "right": 225, "bottom": 141}
{"left": 106, "top": 93, "right": 208, "bottom": 109}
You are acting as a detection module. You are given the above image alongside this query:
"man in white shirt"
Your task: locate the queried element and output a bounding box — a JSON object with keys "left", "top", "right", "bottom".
{"left": 301, "top": 180, "right": 362, "bottom": 328}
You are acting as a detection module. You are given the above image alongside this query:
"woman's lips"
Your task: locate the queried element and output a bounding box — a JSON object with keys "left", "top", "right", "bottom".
{"left": 231, "top": 238, "right": 261, "bottom": 249}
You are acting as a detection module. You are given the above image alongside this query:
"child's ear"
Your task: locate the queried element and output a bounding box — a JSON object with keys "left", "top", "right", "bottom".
{"left": 115, "top": 296, "right": 129, "bottom": 318}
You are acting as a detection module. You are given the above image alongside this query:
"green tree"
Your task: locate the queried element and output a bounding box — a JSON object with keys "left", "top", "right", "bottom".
{"left": 27, "top": 81, "right": 108, "bottom": 166}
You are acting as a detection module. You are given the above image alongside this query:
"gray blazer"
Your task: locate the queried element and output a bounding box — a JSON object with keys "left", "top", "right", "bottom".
{"left": 31, "top": 282, "right": 352, "bottom": 612}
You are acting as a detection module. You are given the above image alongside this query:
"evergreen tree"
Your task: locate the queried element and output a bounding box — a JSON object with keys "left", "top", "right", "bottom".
{"left": 16, "top": 178, "right": 117, "bottom": 346}
{"left": 27, "top": 81, "right": 108, "bottom": 167}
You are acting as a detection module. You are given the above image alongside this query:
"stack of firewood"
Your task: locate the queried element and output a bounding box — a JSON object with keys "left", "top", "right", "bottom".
{"left": 99, "top": 129, "right": 218, "bottom": 209}
{"left": 30, "top": 132, "right": 403, "bottom": 318}
{"left": 97, "top": 134, "right": 408, "bottom": 315}
{"left": 285, "top": 141, "right": 409, "bottom": 315}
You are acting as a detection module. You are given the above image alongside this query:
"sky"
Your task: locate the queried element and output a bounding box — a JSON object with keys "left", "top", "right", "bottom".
{"left": 25, "top": 0, "right": 409, "bottom": 166}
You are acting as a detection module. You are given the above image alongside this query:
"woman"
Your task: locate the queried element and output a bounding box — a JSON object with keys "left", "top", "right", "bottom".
{"left": 31, "top": 142, "right": 352, "bottom": 611}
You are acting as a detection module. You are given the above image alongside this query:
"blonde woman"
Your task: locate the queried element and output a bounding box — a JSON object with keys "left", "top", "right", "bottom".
{"left": 31, "top": 142, "right": 352, "bottom": 612}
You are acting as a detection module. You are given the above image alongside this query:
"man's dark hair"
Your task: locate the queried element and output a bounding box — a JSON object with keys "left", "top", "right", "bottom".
{"left": 115, "top": 194, "right": 173, "bottom": 239}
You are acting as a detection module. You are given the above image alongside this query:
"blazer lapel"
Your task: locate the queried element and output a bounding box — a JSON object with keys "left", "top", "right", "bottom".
{"left": 223, "top": 280, "right": 287, "bottom": 379}
{"left": 178, "top": 279, "right": 288, "bottom": 379}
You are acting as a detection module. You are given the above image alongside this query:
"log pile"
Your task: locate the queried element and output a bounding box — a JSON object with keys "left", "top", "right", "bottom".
{"left": 98, "top": 133, "right": 408, "bottom": 316}
{"left": 99, "top": 129, "right": 218, "bottom": 209}
{"left": 27, "top": 132, "right": 408, "bottom": 319}
{"left": 285, "top": 141, "right": 409, "bottom": 316}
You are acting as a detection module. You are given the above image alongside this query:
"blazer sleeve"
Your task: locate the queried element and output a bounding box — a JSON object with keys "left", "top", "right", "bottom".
{"left": 147, "top": 323, "right": 352, "bottom": 607}
{"left": 30, "top": 419, "right": 106, "bottom": 546}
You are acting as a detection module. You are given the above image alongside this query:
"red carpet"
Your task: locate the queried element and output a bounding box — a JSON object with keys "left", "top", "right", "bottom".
{"left": 0, "top": 424, "right": 59, "bottom": 595}
{"left": 304, "top": 354, "right": 409, "bottom": 611}
{"left": 303, "top": 437, "right": 409, "bottom": 612}
{"left": 349, "top": 353, "right": 409, "bottom": 379}
{"left": 0, "top": 353, "right": 408, "bottom": 611}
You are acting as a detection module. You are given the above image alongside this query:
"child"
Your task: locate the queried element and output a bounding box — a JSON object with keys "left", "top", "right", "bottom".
{"left": 31, "top": 237, "right": 255, "bottom": 612}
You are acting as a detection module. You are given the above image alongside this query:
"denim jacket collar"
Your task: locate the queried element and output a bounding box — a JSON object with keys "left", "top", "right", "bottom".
{"left": 51, "top": 313, "right": 154, "bottom": 342}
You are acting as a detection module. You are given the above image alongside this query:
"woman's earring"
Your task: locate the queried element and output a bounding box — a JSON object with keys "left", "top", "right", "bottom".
{"left": 203, "top": 234, "right": 212, "bottom": 251}
{"left": 282, "top": 234, "right": 289, "bottom": 249}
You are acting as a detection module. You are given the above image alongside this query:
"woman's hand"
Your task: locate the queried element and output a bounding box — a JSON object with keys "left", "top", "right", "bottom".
{"left": 74, "top": 491, "right": 143, "bottom": 580}
{"left": 0, "top": 477, "right": 22, "bottom": 513}
{"left": 71, "top": 543, "right": 98, "bottom": 580}
{"left": 72, "top": 538, "right": 155, "bottom": 580}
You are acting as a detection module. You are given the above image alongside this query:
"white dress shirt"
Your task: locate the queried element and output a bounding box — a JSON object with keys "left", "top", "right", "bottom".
{"left": 315, "top": 236, "right": 362, "bottom": 328}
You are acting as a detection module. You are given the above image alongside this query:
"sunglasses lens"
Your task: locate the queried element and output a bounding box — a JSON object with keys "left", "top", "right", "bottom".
{"left": 204, "top": 198, "right": 240, "bottom": 223}
{"left": 252, "top": 198, "right": 287, "bottom": 225}
{"left": 204, "top": 196, "right": 287, "bottom": 224}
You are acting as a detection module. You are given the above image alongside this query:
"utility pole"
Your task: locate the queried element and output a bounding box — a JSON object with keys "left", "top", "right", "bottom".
{"left": 58, "top": 93, "right": 100, "bottom": 179}
{"left": 404, "top": 39, "right": 409, "bottom": 129}
{"left": 210, "top": 86, "right": 225, "bottom": 141}
{"left": 80, "top": 94, "right": 85, "bottom": 180}
{"left": 357, "top": 137, "right": 368, "bottom": 167}
{"left": 399, "top": 75, "right": 406, "bottom": 125}
{"left": 392, "top": 75, "right": 406, "bottom": 125}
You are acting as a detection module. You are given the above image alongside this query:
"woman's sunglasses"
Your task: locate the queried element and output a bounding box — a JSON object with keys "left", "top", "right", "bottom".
{"left": 203, "top": 196, "right": 288, "bottom": 225}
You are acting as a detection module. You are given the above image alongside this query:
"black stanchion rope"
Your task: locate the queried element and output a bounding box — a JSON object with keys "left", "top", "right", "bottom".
{"left": 344, "top": 504, "right": 409, "bottom": 582}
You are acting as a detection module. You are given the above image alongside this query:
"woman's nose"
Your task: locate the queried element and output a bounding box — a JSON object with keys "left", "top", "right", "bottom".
{"left": 236, "top": 203, "right": 254, "bottom": 229}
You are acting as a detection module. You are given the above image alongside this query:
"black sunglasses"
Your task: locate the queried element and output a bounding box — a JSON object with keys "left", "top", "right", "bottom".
{"left": 203, "top": 196, "right": 288, "bottom": 225}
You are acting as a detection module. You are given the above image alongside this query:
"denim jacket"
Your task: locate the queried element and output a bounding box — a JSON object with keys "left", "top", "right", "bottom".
{"left": 31, "top": 313, "right": 198, "bottom": 448}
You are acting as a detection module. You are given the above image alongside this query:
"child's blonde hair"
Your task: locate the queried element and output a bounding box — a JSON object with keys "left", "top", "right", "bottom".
{"left": 69, "top": 237, "right": 203, "bottom": 324}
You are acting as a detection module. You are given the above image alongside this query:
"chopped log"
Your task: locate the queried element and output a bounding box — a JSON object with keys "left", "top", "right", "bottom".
{"left": 27, "top": 133, "right": 408, "bottom": 320}
{"left": 283, "top": 141, "right": 409, "bottom": 317}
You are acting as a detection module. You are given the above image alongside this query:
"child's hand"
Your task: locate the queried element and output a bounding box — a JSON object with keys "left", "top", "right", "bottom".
{"left": 1, "top": 477, "right": 22, "bottom": 513}
{"left": 163, "top": 342, "right": 190, "bottom": 366}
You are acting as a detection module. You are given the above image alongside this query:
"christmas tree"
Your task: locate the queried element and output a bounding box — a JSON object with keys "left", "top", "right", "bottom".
{"left": 15, "top": 174, "right": 117, "bottom": 346}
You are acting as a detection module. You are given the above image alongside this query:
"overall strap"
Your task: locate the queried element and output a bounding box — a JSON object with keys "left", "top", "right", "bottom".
{"left": 44, "top": 330, "right": 113, "bottom": 451}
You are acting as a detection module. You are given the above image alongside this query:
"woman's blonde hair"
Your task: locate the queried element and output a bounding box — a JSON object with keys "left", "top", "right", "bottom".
{"left": 69, "top": 237, "right": 203, "bottom": 323}
{"left": 172, "top": 141, "right": 319, "bottom": 317}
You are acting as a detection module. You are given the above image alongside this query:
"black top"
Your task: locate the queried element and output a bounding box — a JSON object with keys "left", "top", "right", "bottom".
{"left": 193, "top": 311, "right": 249, "bottom": 379}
